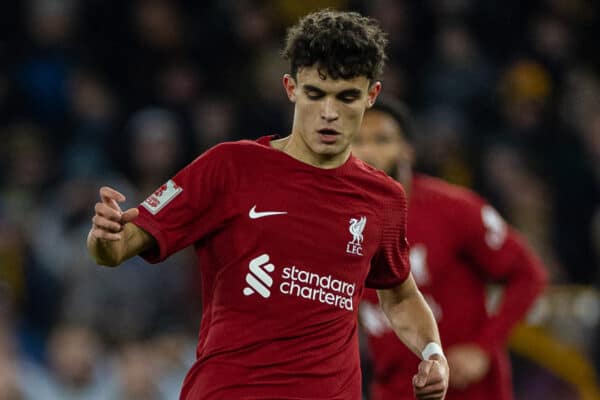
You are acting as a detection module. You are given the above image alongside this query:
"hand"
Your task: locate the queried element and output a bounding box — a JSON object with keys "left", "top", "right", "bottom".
{"left": 89, "top": 186, "right": 139, "bottom": 241}
{"left": 446, "top": 344, "right": 490, "bottom": 389}
{"left": 413, "top": 354, "right": 449, "bottom": 400}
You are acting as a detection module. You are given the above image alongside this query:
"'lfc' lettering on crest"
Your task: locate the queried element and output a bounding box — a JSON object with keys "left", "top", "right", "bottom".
{"left": 347, "top": 216, "right": 366, "bottom": 256}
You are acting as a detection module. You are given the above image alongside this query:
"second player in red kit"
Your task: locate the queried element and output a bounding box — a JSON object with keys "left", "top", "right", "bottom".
{"left": 87, "top": 11, "right": 449, "bottom": 400}
{"left": 354, "top": 97, "right": 547, "bottom": 400}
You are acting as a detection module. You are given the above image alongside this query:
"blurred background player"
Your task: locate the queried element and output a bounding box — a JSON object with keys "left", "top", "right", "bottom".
{"left": 353, "top": 96, "right": 547, "bottom": 400}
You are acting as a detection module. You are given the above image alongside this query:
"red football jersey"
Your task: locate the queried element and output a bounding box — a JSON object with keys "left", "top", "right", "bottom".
{"left": 133, "top": 136, "right": 411, "bottom": 399}
{"left": 361, "top": 174, "right": 546, "bottom": 400}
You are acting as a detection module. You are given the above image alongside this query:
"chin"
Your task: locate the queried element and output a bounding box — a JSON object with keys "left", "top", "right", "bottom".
{"left": 316, "top": 143, "right": 346, "bottom": 156}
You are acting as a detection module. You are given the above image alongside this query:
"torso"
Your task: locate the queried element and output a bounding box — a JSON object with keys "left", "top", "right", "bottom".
{"left": 178, "top": 136, "right": 407, "bottom": 399}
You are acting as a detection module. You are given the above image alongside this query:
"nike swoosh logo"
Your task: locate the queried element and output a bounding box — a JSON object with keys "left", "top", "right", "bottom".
{"left": 249, "top": 205, "right": 288, "bottom": 219}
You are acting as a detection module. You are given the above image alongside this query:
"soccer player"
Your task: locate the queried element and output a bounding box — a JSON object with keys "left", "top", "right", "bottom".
{"left": 353, "top": 96, "right": 547, "bottom": 400}
{"left": 87, "top": 10, "right": 449, "bottom": 400}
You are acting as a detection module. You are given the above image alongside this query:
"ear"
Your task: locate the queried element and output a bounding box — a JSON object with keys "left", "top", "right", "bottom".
{"left": 366, "top": 81, "right": 382, "bottom": 108}
{"left": 283, "top": 74, "right": 297, "bottom": 103}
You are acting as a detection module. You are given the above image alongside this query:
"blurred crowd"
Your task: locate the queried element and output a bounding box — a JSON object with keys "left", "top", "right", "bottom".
{"left": 0, "top": 0, "right": 598, "bottom": 399}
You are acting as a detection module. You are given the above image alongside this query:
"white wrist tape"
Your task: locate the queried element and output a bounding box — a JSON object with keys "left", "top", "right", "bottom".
{"left": 421, "top": 342, "right": 444, "bottom": 360}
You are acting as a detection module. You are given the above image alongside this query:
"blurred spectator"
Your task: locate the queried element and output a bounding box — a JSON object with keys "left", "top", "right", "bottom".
{"left": 126, "top": 107, "right": 186, "bottom": 194}
{"left": 414, "top": 106, "right": 473, "bottom": 187}
{"left": 491, "top": 59, "right": 557, "bottom": 181}
{"left": 0, "top": 327, "right": 26, "bottom": 400}
{"left": 192, "top": 96, "right": 238, "bottom": 151}
{"left": 528, "top": 13, "right": 573, "bottom": 81}
{"left": 36, "top": 323, "right": 110, "bottom": 400}
{"left": 420, "top": 22, "right": 493, "bottom": 121}
{"left": 15, "top": 0, "right": 78, "bottom": 128}
{"left": 64, "top": 69, "right": 118, "bottom": 177}
{"left": 150, "top": 331, "right": 196, "bottom": 397}
{"left": 155, "top": 60, "right": 203, "bottom": 110}
{"left": 1, "top": 123, "right": 55, "bottom": 233}
{"left": 480, "top": 143, "right": 564, "bottom": 281}
{"left": 111, "top": 342, "right": 164, "bottom": 400}
{"left": 551, "top": 67, "right": 600, "bottom": 283}
{"left": 237, "top": 46, "right": 291, "bottom": 138}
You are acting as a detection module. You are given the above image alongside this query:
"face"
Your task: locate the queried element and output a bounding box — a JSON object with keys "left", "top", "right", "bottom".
{"left": 353, "top": 110, "right": 415, "bottom": 186}
{"left": 283, "top": 66, "right": 381, "bottom": 166}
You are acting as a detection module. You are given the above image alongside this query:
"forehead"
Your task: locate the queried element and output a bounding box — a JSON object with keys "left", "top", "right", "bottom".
{"left": 296, "top": 66, "right": 370, "bottom": 92}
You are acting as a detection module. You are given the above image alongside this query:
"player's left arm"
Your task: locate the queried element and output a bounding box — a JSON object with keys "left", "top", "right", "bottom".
{"left": 465, "top": 200, "right": 547, "bottom": 349}
{"left": 378, "top": 275, "right": 449, "bottom": 400}
{"left": 368, "top": 182, "right": 448, "bottom": 399}
{"left": 448, "top": 195, "right": 548, "bottom": 388}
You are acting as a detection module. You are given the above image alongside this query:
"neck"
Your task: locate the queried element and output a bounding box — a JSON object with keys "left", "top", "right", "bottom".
{"left": 394, "top": 166, "right": 413, "bottom": 198}
{"left": 274, "top": 131, "right": 350, "bottom": 169}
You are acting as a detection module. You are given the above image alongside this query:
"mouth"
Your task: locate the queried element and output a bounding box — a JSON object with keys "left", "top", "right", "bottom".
{"left": 317, "top": 128, "right": 341, "bottom": 144}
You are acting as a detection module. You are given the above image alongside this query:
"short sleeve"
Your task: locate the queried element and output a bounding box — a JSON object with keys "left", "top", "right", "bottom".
{"left": 133, "top": 143, "right": 234, "bottom": 263}
{"left": 456, "top": 193, "right": 523, "bottom": 279}
{"left": 366, "top": 188, "right": 411, "bottom": 289}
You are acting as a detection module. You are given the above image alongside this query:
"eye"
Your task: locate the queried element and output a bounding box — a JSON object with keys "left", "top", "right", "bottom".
{"left": 339, "top": 94, "right": 359, "bottom": 103}
{"left": 305, "top": 90, "right": 323, "bottom": 100}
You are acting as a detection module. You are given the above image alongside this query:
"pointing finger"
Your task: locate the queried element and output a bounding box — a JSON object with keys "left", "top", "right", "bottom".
{"left": 99, "top": 186, "right": 126, "bottom": 205}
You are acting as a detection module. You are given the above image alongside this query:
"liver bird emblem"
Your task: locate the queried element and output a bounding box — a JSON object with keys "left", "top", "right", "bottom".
{"left": 349, "top": 216, "right": 367, "bottom": 245}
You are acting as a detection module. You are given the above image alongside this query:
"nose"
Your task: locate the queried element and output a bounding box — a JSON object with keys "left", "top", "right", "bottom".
{"left": 320, "top": 97, "right": 339, "bottom": 122}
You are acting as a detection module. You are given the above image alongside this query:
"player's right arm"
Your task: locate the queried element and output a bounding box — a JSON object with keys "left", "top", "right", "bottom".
{"left": 87, "top": 186, "right": 156, "bottom": 267}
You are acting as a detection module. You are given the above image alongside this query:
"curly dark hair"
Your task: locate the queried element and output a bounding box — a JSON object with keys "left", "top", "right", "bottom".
{"left": 282, "top": 9, "right": 388, "bottom": 81}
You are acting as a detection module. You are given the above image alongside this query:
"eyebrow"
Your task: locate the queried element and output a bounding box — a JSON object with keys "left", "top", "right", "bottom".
{"left": 303, "top": 85, "right": 325, "bottom": 94}
{"left": 337, "top": 89, "right": 362, "bottom": 98}
{"left": 302, "top": 85, "right": 363, "bottom": 97}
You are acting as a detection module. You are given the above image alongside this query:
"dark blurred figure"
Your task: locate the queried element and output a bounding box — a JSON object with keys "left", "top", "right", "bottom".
{"left": 414, "top": 106, "right": 473, "bottom": 187}
{"left": 237, "top": 46, "right": 290, "bottom": 139}
{"left": 15, "top": 0, "right": 78, "bottom": 135}
{"left": 421, "top": 23, "right": 493, "bottom": 121}
{"left": 480, "top": 143, "right": 564, "bottom": 281}
{"left": 1, "top": 123, "right": 55, "bottom": 231}
{"left": 492, "top": 59, "right": 555, "bottom": 169}
{"left": 191, "top": 96, "right": 238, "bottom": 151}
{"left": 64, "top": 69, "right": 118, "bottom": 177}
{"left": 551, "top": 67, "right": 600, "bottom": 283}
{"left": 126, "top": 108, "right": 186, "bottom": 194}
{"left": 123, "top": 0, "right": 190, "bottom": 109}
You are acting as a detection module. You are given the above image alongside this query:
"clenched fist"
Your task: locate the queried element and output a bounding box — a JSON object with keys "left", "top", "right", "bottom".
{"left": 413, "top": 354, "right": 449, "bottom": 400}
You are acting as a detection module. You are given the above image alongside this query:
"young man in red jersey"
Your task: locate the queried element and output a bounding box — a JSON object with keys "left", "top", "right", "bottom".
{"left": 87, "top": 10, "right": 449, "bottom": 400}
{"left": 353, "top": 96, "right": 547, "bottom": 400}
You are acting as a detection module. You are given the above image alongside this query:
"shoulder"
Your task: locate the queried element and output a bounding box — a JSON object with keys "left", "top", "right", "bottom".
{"left": 188, "top": 139, "right": 266, "bottom": 169}
{"left": 350, "top": 157, "right": 406, "bottom": 199}
{"left": 204, "top": 139, "right": 266, "bottom": 157}
{"left": 412, "top": 174, "right": 485, "bottom": 210}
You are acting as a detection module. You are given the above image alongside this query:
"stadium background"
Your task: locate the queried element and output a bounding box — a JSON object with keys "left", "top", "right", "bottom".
{"left": 0, "top": 0, "right": 598, "bottom": 398}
